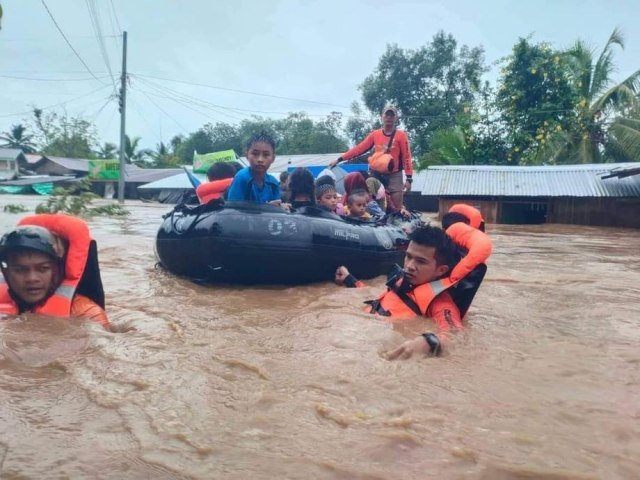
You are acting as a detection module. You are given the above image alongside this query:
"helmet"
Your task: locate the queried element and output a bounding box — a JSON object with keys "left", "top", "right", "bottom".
{"left": 0, "top": 226, "right": 66, "bottom": 262}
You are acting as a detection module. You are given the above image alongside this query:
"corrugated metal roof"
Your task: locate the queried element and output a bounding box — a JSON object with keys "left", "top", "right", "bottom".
{"left": 43, "top": 156, "right": 90, "bottom": 172}
{"left": 601, "top": 164, "right": 640, "bottom": 179}
{"left": 0, "top": 148, "right": 23, "bottom": 160}
{"left": 420, "top": 163, "right": 640, "bottom": 197}
{"left": 137, "top": 172, "right": 207, "bottom": 190}
{"left": 270, "top": 153, "right": 341, "bottom": 174}
{"left": 123, "top": 166, "right": 182, "bottom": 183}
{"left": 0, "top": 175, "right": 80, "bottom": 186}
{"left": 24, "top": 154, "right": 44, "bottom": 164}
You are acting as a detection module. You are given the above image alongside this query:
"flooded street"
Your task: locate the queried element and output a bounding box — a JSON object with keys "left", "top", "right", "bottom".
{"left": 1, "top": 194, "right": 639, "bottom": 479}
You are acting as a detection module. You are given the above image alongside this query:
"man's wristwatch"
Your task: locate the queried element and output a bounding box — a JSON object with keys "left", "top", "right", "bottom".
{"left": 422, "top": 333, "right": 441, "bottom": 356}
{"left": 405, "top": 176, "right": 413, "bottom": 183}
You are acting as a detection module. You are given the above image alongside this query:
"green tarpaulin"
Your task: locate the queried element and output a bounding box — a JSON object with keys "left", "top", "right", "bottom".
{"left": 193, "top": 150, "right": 237, "bottom": 173}
{"left": 32, "top": 183, "right": 54, "bottom": 195}
{"left": 89, "top": 159, "right": 120, "bottom": 180}
{"left": 0, "top": 185, "right": 27, "bottom": 194}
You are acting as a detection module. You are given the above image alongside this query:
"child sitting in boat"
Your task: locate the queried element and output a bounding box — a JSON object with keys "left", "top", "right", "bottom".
{"left": 226, "top": 132, "right": 281, "bottom": 204}
{"left": 315, "top": 175, "right": 338, "bottom": 213}
{"left": 287, "top": 167, "right": 316, "bottom": 210}
{"left": 195, "top": 162, "right": 237, "bottom": 204}
{"left": 344, "top": 189, "right": 372, "bottom": 220}
{"left": 336, "top": 172, "right": 385, "bottom": 217}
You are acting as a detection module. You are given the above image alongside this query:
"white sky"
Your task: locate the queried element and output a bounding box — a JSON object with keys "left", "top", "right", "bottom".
{"left": 1, "top": 0, "right": 639, "bottom": 152}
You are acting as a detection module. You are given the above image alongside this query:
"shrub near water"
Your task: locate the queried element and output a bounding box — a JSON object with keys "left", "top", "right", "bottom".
{"left": 35, "top": 178, "right": 130, "bottom": 217}
{"left": 3, "top": 204, "right": 29, "bottom": 214}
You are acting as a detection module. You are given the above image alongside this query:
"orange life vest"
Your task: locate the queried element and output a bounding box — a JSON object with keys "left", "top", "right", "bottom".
{"left": 196, "top": 178, "right": 234, "bottom": 204}
{"left": 370, "top": 278, "right": 451, "bottom": 320}
{"left": 0, "top": 214, "right": 92, "bottom": 317}
{"left": 368, "top": 222, "right": 493, "bottom": 320}
{"left": 445, "top": 222, "right": 492, "bottom": 283}
{"left": 448, "top": 204, "right": 484, "bottom": 230}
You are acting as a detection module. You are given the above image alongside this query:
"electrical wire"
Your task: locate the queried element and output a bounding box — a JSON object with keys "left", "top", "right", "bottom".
{"left": 109, "top": 0, "right": 122, "bottom": 34}
{"left": 0, "top": 74, "right": 112, "bottom": 82}
{"left": 131, "top": 72, "right": 351, "bottom": 109}
{"left": 40, "top": 0, "right": 107, "bottom": 85}
{"left": 85, "top": 0, "right": 117, "bottom": 92}
{"left": 0, "top": 84, "right": 112, "bottom": 118}
{"left": 132, "top": 76, "right": 250, "bottom": 121}
{"left": 132, "top": 87, "right": 190, "bottom": 134}
{"left": 128, "top": 96, "right": 163, "bottom": 144}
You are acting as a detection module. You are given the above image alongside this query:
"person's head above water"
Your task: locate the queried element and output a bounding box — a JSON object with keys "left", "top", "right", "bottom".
{"left": 447, "top": 204, "right": 485, "bottom": 231}
{"left": 403, "top": 223, "right": 458, "bottom": 286}
{"left": 0, "top": 225, "right": 67, "bottom": 306}
{"left": 441, "top": 212, "right": 470, "bottom": 231}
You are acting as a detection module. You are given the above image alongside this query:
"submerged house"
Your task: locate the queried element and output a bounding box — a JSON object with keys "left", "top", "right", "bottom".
{"left": 421, "top": 163, "right": 640, "bottom": 228}
{"left": 0, "top": 148, "right": 24, "bottom": 180}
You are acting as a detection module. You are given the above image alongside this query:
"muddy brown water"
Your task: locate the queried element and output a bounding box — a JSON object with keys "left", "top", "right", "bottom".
{"left": 0, "top": 195, "right": 639, "bottom": 479}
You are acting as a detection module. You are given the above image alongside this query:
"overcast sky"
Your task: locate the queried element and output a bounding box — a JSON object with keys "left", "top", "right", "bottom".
{"left": 1, "top": 0, "right": 639, "bottom": 152}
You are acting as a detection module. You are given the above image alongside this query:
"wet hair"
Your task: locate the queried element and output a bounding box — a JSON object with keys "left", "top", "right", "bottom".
{"left": 409, "top": 223, "right": 458, "bottom": 268}
{"left": 441, "top": 212, "right": 470, "bottom": 230}
{"left": 347, "top": 189, "right": 368, "bottom": 205}
{"left": 206, "top": 162, "right": 237, "bottom": 181}
{"left": 246, "top": 131, "right": 276, "bottom": 152}
{"left": 279, "top": 171, "right": 289, "bottom": 183}
{"left": 229, "top": 161, "right": 244, "bottom": 173}
{"left": 288, "top": 167, "right": 316, "bottom": 204}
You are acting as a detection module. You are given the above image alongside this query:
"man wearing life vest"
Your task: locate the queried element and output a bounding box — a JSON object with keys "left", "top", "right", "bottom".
{"left": 0, "top": 214, "right": 110, "bottom": 330}
{"left": 335, "top": 221, "right": 492, "bottom": 359}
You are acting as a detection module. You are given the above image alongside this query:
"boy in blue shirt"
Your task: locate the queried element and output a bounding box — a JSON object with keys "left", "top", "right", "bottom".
{"left": 226, "top": 132, "right": 281, "bottom": 204}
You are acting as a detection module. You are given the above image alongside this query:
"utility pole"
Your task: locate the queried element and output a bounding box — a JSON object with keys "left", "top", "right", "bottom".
{"left": 118, "top": 31, "right": 128, "bottom": 203}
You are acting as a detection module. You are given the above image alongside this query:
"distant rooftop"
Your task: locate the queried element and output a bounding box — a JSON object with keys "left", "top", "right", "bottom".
{"left": 420, "top": 163, "right": 640, "bottom": 197}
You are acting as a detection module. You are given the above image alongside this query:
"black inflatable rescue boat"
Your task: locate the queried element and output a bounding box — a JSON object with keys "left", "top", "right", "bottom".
{"left": 155, "top": 202, "right": 410, "bottom": 284}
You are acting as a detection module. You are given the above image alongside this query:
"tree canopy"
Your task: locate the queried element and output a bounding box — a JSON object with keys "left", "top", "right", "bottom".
{"left": 30, "top": 108, "right": 97, "bottom": 159}
{"left": 0, "top": 124, "right": 37, "bottom": 153}
{"left": 359, "top": 31, "right": 487, "bottom": 155}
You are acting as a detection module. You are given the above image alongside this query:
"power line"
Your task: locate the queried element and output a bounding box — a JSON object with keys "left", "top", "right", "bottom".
{"left": 88, "top": 94, "right": 116, "bottom": 122}
{"left": 0, "top": 74, "right": 112, "bottom": 82}
{"left": 106, "top": 0, "right": 122, "bottom": 52}
{"left": 133, "top": 87, "right": 190, "bottom": 134}
{"left": 40, "top": 0, "right": 107, "bottom": 85}
{"left": 85, "top": 0, "right": 117, "bottom": 92}
{"left": 128, "top": 96, "right": 162, "bottom": 144}
{"left": 132, "top": 76, "right": 250, "bottom": 121}
{"left": 0, "top": 84, "right": 112, "bottom": 118}
{"left": 131, "top": 72, "right": 351, "bottom": 109}
{"left": 109, "top": 0, "right": 122, "bottom": 34}
{"left": 1, "top": 35, "right": 120, "bottom": 41}
{"left": 138, "top": 87, "right": 239, "bottom": 123}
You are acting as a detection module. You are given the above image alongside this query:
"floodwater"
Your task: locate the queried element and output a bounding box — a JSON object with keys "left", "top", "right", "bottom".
{"left": 0, "top": 194, "right": 639, "bottom": 480}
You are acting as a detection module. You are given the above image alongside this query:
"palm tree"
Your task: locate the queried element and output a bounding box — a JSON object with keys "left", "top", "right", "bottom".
{"left": 417, "top": 127, "right": 471, "bottom": 168}
{"left": 124, "top": 135, "right": 152, "bottom": 165}
{"left": 0, "top": 124, "right": 37, "bottom": 153}
{"left": 95, "top": 142, "right": 118, "bottom": 159}
{"left": 538, "top": 28, "right": 640, "bottom": 164}
{"left": 150, "top": 141, "right": 179, "bottom": 168}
